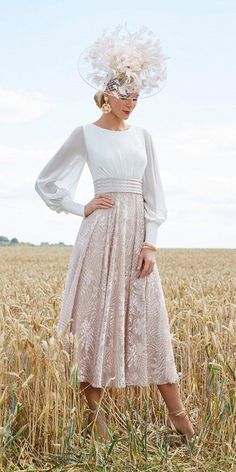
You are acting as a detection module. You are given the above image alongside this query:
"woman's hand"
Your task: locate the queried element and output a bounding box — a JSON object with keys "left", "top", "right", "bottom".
{"left": 84, "top": 194, "right": 114, "bottom": 217}
{"left": 136, "top": 247, "right": 157, "bottom": 278}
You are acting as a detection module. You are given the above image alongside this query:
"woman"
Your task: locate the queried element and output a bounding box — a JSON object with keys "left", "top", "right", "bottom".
{"left": 34, "top": 25, "right": 195, "bottom": 442}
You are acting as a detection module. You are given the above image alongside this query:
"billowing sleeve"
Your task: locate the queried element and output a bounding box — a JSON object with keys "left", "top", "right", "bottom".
{"left": 142, "top": 129, "right": 168, "bottom": 246}
{"left": 34, "top": 125, "right": 87, "bottom": 217}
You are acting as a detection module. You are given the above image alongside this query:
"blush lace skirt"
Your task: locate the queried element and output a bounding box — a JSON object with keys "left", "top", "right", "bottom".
{"left": 56, "top": 183, "right": 179, "bottom": 388}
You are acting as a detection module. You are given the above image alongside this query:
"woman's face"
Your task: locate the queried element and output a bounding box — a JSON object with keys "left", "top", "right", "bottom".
{"left": 104, "top": 93, "right": 138, "bottom": 120}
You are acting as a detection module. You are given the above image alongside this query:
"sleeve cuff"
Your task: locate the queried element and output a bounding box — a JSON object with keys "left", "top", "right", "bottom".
{"left": 144, "top": 221, "right": 159, "bottom": 247}
{"left": 61, "top": 195, "right": 85, "bottom": 217}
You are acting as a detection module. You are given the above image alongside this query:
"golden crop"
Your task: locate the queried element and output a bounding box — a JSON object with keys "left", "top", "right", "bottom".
{"left": 0, "top": 247, "right": 235, "bottom": 471}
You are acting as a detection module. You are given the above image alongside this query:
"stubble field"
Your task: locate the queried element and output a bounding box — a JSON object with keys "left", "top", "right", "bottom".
{"left": 0, "top": 246, "right": 235, "bottom": 471}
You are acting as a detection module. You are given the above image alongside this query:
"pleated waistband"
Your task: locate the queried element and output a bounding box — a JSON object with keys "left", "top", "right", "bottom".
{"left": 93, "top": 178, "right": 143, "bottom": 195}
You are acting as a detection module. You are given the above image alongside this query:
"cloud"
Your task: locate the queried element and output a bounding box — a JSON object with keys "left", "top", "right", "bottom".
{"left": 151, "top": 121, "right": 236, "bottom": 223}
{"left": 165, "top": 173, "right": 235, "bottom": 202}
{"left": 0, "top": 87, "right": 55, "bottom": 123}
{"left": 159, "top": 121, "right": 236, "bottom": 175}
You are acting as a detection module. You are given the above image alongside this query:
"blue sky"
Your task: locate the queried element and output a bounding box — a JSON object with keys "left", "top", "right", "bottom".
{"left": 0, "top": 1, "right": 235, "bottom": 247}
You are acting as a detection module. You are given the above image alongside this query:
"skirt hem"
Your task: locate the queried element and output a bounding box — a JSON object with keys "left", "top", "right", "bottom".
{"left": 78, "top": 376, "right": 180, "bottom": 389}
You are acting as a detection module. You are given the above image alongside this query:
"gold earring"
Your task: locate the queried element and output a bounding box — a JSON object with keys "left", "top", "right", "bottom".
{"left": 101, "top": 95, "right": 112, "bottom": 113}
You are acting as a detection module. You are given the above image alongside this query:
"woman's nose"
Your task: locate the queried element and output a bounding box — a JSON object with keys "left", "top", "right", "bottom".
{"left": 125, "top": 98, "right": 135, "bottom": 106}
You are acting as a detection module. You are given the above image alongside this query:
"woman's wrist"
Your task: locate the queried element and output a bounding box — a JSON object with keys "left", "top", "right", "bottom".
{"left": 142, "top": 241, "right": 158, "bottom": 252}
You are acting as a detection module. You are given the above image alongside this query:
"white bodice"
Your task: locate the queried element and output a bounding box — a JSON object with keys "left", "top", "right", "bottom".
{"left": 84, "top": 124, "right": 147, "bottom": 180}
{"left": 34, "top": 123, "right": 168, "bottom": 246}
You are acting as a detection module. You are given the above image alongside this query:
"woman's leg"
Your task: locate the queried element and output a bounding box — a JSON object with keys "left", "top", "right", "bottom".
{"left": 158, "top": 383, "right": 195, "bottom": 438}
{"left": 80, "top": 382, "right": 108, "bottom": 439}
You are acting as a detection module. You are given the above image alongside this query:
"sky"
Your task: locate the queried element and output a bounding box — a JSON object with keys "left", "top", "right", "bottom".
{"left": 0, "top": 0, "right": 235, "bottom": 248}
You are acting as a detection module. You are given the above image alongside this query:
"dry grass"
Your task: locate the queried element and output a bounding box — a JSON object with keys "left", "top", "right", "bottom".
{"left": 0, "top": 246, "right": 235, "bottom": 471}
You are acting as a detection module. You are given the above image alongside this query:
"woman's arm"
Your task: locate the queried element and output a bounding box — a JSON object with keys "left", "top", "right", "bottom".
{"left": 34, "top": 125, "right": 87, "bottom": 217}
{"left": 142, "top": 129, "right": 168, "bottom": 246}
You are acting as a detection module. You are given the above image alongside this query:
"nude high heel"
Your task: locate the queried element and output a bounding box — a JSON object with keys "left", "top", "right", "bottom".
{"left": 167, "top": 408, "right": 195, "bottom": 443}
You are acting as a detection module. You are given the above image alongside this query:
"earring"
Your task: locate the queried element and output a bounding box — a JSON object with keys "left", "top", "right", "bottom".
{"left": 101, "top": 95, "right": 112, "bottom": 113}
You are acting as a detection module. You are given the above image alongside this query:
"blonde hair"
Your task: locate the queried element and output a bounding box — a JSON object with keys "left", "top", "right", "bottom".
{"left": 94, "top": 90, "right": 106, "bottom": 109}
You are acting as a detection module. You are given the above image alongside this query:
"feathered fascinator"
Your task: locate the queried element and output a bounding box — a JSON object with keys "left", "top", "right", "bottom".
{"left": 77, "top": 23, "right": 169, "bottom": 99}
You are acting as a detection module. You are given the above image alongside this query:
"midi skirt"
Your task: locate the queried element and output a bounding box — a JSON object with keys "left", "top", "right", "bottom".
{"left": 56, "top": 179, "right": 179, "bottom": 388}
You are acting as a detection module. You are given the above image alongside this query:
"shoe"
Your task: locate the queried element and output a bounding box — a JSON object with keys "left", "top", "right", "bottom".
{"left": 167, "top": 408, "right": 195, "bottom": 443}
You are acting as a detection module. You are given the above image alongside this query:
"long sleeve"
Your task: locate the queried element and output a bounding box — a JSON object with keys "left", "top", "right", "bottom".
{"left": 34, "top": 125, "right": 87, "bottom": 217}
{"left": 142, "top": 129, "right": 168, "bottom": 246}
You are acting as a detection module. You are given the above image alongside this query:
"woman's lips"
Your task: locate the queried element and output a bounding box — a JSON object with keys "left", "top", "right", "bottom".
{"left": 123, "top": 110, "right": 131, "bottom": 114}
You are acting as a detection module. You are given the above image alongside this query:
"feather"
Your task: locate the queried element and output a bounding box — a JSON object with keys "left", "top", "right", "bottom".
{"left": 77, "top": 23, "right": 169, "bottom": 99}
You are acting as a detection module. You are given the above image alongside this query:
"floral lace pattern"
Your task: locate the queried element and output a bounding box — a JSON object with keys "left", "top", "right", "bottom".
{"left": 56, "top": 192, "right": 179, "bottom": 388}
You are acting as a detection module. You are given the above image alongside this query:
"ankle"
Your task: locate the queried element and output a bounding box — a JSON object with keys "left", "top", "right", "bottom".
{"left": 168, "top": 408, "right": 186, "bottom": 417}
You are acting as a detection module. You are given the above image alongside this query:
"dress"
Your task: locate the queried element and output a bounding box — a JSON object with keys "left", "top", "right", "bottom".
{"left": 34, "top": 123, "right": 179, "bottom": 388}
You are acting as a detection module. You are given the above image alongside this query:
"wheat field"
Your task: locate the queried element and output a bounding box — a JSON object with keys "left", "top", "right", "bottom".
{"left": 0, "top": 246, "right": 235, "bottom": 471}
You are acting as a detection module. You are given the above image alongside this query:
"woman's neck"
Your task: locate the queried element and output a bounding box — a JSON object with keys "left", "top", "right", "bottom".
{"left": 94, "top": 115, "right": 129, "bottom": 131}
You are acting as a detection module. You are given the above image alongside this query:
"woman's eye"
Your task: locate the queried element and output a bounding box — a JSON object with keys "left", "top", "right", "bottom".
{"left": 120, "top": 96, "right": 138, "bottom": 101}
